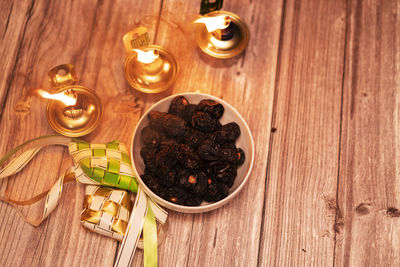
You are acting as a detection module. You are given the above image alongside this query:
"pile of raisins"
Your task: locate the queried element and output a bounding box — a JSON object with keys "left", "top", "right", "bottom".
{"left": 139, "top": 96, "right": 245, "bottom": 206}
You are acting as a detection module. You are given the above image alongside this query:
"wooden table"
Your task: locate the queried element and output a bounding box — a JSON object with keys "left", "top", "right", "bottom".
{"left": 1, "top": 0, "right": 399, "bottom": 266}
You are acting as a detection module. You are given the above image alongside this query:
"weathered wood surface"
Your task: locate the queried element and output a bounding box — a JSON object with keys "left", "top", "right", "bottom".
{"left": 335, "top": 1, "right": 400, "bottom": 266}
{"left": 0, "top": 0, "right": 399, "bottom": 266}
{"left": 0, "top": 1, "right": 159, "bottom": 266}
{"left": 259, "top": 0, "right": 346, "bottom": 266}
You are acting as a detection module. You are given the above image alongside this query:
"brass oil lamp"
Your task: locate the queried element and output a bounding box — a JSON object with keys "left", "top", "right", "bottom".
{"left": 194, "top": 11, "right": 250, "bottom": 59}
{"left": 123, "top": 27, "right": 179, "bottom": 93}
{"left": 37, "top": 64, "right": 102, "bottom": 137}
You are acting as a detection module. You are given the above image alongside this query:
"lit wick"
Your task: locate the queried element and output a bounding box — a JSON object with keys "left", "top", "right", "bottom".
{"left": 36, "top": 89, "right": 77, "bottom": 106}
{"left": 195, "top": 15, "right": 235, "bottom": 40}
{"left": 134, "top": 48, "right": 166, "bottom": 80}
{"left": 134, "top": 49, "right": 159, "bottom": 64}
{"left": 36, "top": 89, "right": 87, "bottom": 119}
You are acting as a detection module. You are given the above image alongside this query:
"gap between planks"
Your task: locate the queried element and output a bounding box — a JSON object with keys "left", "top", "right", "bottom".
{"left": 256, "top": 0, "right": 287, "bottom": 264}
{"left": 112, "top": 0, "right": 166, "bottom": 265}
{"left": 332, "top": 0, "right": 350, "bottom": 266}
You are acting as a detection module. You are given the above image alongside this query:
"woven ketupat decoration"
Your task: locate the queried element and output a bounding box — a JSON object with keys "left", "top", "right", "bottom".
{"left": 0, "top": 135, "right": 167, "bottom": 267}
{"left": 69, "top": 140, "right": 138, "bottom": 192}
{"left": 81, "top": 185, "right": 132, "bottom": 241}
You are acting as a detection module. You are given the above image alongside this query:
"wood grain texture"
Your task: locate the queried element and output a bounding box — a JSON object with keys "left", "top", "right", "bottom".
{"left": 0, "top": 0, "right": 160, "bottom": 266}
{"left": 2, "top": 0, "right": 399, "bottom": 266}
{"left": 0, "top": 1, "right": 34, "bottom": 117}
{"left": 335, "top": 1, "right": 400, "bottom": 266}
{"left": 259, "top": 0, "right": 346, "bottom": 266}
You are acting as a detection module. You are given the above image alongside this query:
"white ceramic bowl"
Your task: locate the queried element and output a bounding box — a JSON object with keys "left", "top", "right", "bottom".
{"left": 130, "top": 92, "right": 254, "bottom": 213}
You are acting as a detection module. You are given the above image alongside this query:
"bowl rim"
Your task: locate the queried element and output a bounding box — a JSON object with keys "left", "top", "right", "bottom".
{"left": 130, "top": 92, "right": 255, "bottom": 213}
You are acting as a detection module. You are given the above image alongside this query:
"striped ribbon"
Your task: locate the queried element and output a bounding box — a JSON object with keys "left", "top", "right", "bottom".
{"left": 0, "top": 135, "right": 167, "bottom": 267}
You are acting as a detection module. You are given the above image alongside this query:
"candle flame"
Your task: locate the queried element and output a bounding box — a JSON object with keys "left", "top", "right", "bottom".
{"left": 134, "top": 49, "right": 159, "bottom": 64}
{"left": 36, "top": 89, "right": 77, "bottom": 106}
{"left": 194, "top": 15, "right": 231, "bottom": 32}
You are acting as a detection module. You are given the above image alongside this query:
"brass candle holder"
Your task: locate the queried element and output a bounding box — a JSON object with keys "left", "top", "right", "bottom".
{"left": 40, "top": 64, "right": 102, "bottom": 137}
{"left": 123, "top": 27, "right": 179, "bottom": 93}
{"left": 194, "top": 11, "right": 250, "bottom": 59}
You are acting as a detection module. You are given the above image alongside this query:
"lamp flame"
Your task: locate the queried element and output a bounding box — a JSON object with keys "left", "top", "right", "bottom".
{"left": 36, "top": 89, "right": 77, "bottom": 106}
{"left": 134, "top": 49, "right": 159, "bottom": 64}
{"left": 195, "top": 15, "right": 231, "bottom": 32}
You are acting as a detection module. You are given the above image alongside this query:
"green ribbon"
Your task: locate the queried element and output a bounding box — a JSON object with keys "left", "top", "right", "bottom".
{"left": 144, "top": 202, "right": 157, "bottom": 267}
{"left": 0, "top": 134, "right": 60, "bottom": 166}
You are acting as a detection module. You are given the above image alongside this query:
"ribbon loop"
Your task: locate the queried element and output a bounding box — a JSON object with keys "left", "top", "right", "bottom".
{"left": 0, "top": 135, "right": 167, "bottom": 267}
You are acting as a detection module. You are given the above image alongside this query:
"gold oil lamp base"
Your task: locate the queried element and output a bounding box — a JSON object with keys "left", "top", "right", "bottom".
{"left": 195, "top": 11, "right": 250, "bottom": 59}
{"left": 46, "top": 64, "right": 102, "bottom": 137}
{"left": 124, "top": 45, "right": 179, "bottom": 94}
{"left": 46, "top": 86, "right": 102, "bottom": 137}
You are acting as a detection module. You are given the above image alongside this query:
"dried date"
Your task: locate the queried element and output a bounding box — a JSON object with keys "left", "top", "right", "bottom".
{"left": 197, "top": 99, "right": 224, "bottom": 119}
{"left": 193, "top": 171, "right": 208, "bottom": 196}
{"left": 148, "top": 111, "right": 167, "bottom": 130}
{"left": 236, "top": 148, "right": 245, "bottom": 166}
{"left": 198, "top": 140, "right": 221, "bottom": 161}
{"left": 216, "top": 183, "right": 229, "bottom": 200}
{"left": 159, "top": 169, "right": 176, "bottom": 187}
{"left": 204, "top": 182, "right": 218, "bottom": 202}
{"left": 141, "top": 174, "right": 160, "bottom": 194}
{"left": 191, "top": 112, "right": 221, "bottom": 132}
{"left": 148, "top": 111, "right": 186, "bottom": 137}
{"left": 141, "top": 126, "right": 162, "bottom": 147}
{"left": 162, "top": 114, "right": 186, "bottom": 137}
{"left": 183, "top": 104, "right": 198, "bottom": 122}
{"left": 155, "top": 145, "right": 177, "bottom": 176}
{"left": 212, "top": 122, "right": 241, "bottom": 144}
{"left": 176, "top": 144, "right": 201, "bottom": 170}
{"left": 164, "top": 186, "right": 188, "bottom": 205}
{"left": 184, "top": 128, "right": 206, "bottom": 148}
{"left": 168, "top": 96, "right": 189, "bottom": 118}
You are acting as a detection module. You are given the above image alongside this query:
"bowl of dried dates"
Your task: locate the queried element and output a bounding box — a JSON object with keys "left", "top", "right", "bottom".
{"left": 131, "top": 92, "right": 254, "bottom": 213}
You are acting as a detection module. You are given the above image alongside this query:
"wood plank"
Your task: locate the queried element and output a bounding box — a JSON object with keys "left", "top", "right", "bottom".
{"left": 334, "top": 1, "right": 400, "bottom": 266}
{"left": 258, "top": 0, "right": 346, "bottom": 266}
{"left": 128, "top": 1, "right": 283, "bottom": 266}
{"left": 0, "top": 1, "right": 160, "bottom": 266}
{"left": 0, "top": 1, "right": 34, "bottom": 117}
